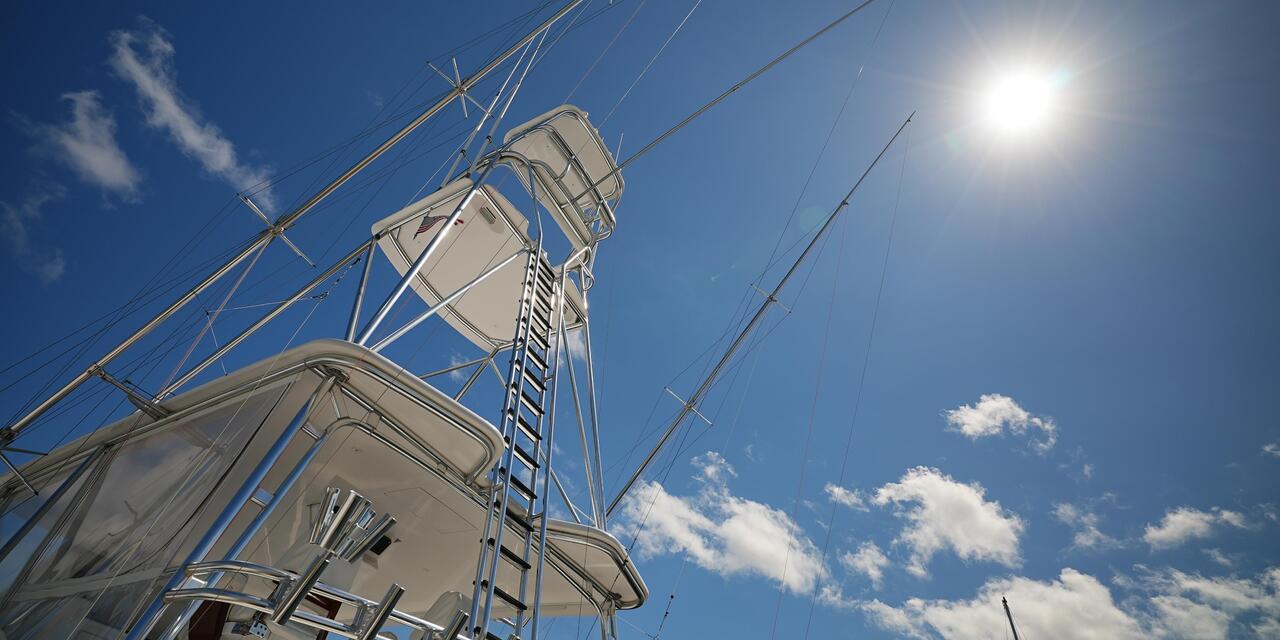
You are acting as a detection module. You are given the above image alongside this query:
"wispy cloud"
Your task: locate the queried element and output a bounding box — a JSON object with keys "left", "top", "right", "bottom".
{"left": 2, "top": 185, "right": 69, "bottom": 283}
{"left": 25, "top": 91, "right": 142, "bottom": 201}
{"left": 549, "top": 326, "right": 588, "bottom": 362}
{"left": 1203, "top": 548, "right": 1235, "bottom": 568}
{"left": 841, "top": 541, "right": 890, "bottom": 588}
{"left": 944, "top": 393, "right": 1057, "bottom": 454}
{"left": 872, "top": 466, "right": 1025, "bottom": 577}
{"left": 1052, "top": 501, "right": 1120, "bottom": 550}
{"left": 1142, "top": 506, "right": 1247, "bottom": 550}
{"left": 617, "top": 451, "right": 828, "bottom": 595}
{"left": 824, "top": 483, "right": 869, "bottom": 511}
{"left": 446, "top": 352, "right": 473, "bottom": 383}
{"left": 1264, "top": 442, "right": 1280, "bottom": 459}
{"left": 109, "top": 18, "right": 275, "bottom": 210}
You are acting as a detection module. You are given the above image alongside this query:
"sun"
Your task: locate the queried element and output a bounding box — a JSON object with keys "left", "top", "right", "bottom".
{"left": 982, "top": 68, "right": 1062, "bottom": 136}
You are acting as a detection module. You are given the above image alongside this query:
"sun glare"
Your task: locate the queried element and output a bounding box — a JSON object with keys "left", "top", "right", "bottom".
{"left": 982, "top": 68, "right": 1062, "bottom": 136}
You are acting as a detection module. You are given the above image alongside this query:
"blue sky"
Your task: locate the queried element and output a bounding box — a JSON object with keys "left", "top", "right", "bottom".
{"left": 2, "top": 1, "right": 1280, "bottom": 638}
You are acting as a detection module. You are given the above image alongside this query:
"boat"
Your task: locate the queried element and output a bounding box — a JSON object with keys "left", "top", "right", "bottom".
{"left": 0, "top": 2, "right": 905, "bottom": 638}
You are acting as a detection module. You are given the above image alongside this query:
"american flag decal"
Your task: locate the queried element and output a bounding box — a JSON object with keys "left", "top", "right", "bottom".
{"left": 414, "top": 214, "right": 464, "bottom": 238}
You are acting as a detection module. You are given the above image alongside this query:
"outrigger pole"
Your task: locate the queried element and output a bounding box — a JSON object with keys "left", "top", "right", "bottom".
{"left": 0, "top": 0, "right": 584, "bottom": 445}
{"left": 1003, "top": 596, "right": 1023, "bottom": 640}
{"left": 606, "top": 111, "right": 915, "bottom": 517}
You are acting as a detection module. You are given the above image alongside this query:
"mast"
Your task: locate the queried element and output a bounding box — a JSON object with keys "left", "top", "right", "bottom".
{"left": 0, "top": 0, "right": 584, "bottom": 447}
{"left": 606, "top": 112, "right": 914, "bottom": 517}
{"left": 1003, "top": 596, "right": 1022, "bottom": 640}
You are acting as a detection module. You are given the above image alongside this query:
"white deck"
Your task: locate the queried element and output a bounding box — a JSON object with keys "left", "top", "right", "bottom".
{"left": 0, "top": 340, "right": 646, "bottom": 637}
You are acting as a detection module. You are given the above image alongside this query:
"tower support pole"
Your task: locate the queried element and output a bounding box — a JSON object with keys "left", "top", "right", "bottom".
{"left": 606, "top": 112, "right": 914, "bottom": 517}
{"left": 0, "top": 0, "right": 584, "bottom": 444}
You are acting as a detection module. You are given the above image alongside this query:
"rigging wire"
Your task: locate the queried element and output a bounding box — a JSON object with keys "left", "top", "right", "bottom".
{"left": 753, "top": 0, "right": 895, "bottom": 288}
{"left": 801, "top": 118, "right": 913, "bottom": 640}
{"left": 599, "top": 0, "right": 701, "bottom": 127}
{"left": 563, "top": 0, "right": 649, "bottom": 103}
{"left": 768, "top": 205, "right": 851, "bottom": 640}
{"left": 573, "top": 0, "right": 879, "bottom": 202}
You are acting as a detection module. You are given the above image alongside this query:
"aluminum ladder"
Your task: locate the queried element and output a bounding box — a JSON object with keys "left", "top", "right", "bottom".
{"left": 468, "top": 245, "right": 560, "bottom": 640}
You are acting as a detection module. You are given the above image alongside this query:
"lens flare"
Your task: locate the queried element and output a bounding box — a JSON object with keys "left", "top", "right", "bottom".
{"left": 982, "top": 68, "right": 1060, "bottom": 135}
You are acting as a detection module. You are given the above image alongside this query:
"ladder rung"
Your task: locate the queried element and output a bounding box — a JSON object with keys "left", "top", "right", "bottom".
{"left": 489, "top": 537, "right": 532, "bottom": 571}
{"left": 523, "top": 348, "right": 547, "bottom": 373}
{"left": 519, "top": 367, "right": 545, "bottom": 395}
{"left": 508, "top": 471, "right": 537, "bottom": 502}
{"left": 513, "top": 413, "right": 541, "bottom": 442}
{"left": 512, "top": 442, "right": 539, "bottom": 470}
{"left": 492, "top": 584, "right": 528, "bottom": 612}
{"left": 519, "top": 389, "right": 543, "bottom": 417}
{"left": 531, "top": 294, "right": 552, "bottom": 319}
{"left": 526, "top": 331, "right": 548, "bottom": 353}
{"left": 530, "top": 309, "right": 551, "bottom": 334}
{"left": 505, "top": 503, "right": 534, "bottom": 531}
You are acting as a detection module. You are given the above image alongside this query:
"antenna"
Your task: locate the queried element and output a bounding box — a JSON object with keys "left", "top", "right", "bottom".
{"left": 1003, "top": 596, "right": 1022, "bottom": 640}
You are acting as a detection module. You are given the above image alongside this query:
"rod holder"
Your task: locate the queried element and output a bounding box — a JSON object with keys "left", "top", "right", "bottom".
{"left": 309, "top": 487, "right": 396, "bottom": 563}
{"left": 271, "top": 553, "right": 331, "bottom": 625}
{"left": 356, "top": 583, "right": 406, "bottom": 640}
{"left": 440, "top": 610, "right": 469, "bottom": 640}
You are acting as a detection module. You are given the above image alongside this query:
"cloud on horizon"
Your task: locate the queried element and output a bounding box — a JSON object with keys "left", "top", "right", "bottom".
{"left": 861, "top": 565, "right": 1280, "bottom": 639}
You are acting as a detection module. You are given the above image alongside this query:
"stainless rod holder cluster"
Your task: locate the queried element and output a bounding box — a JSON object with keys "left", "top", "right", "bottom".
{"left": 311, "top": 487, "right": 397, "bottom": 562}
{"left": 166, "top": 560, "right": 420, "bottom": 640}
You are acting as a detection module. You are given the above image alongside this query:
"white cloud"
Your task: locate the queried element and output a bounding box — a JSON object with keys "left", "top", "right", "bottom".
{"left": 842, "top": 541, "right": 890, "bottom": 588}
{"left": 1263, "top": 443, "right": 1280, "bottom": 459}
{"left": 32, "top": 91, "right": 142, "bottom": 201}
{"left": 1204, "top": 548, "right": 1234, "bottom": 568}
{"left": 872, "top": 466, "right": 1024, "bottom": 577}
{"left": 824, "top": 483, "right": 868, "bottom": 511}
{"left": 446, "top": 352, "right": 472, "bottom": 383}
{"left": 2, "top": 185, "right": 69, "bottom": 283}
{"left": 1143, "top": 507, "right": 1248, "bottom": 550}
{"left": 549, "top": 327, "right": 587, "bottom": 362}
{"left": 944, "top": 393, "right": 1057, "bottom": 454}
{"left": 109, "top": 19, "right": 275, "bottom": 210}
{"left": 861, "top": 565, "right": 1280, "bottom": 640}
{"left": 1053, "top": 502, "right": 1119, "bottom": 550}
{"left": 861, "top": 569, "right": 1146, "bottom": 640}
{"left": 1148, "top": 594, "right": 1231, "bottom": 639}
{"left": 617, "top": 451, "right": 827, "bottom": 595}
{"left": 1137, "top": 566, "right": 1280, "bottom": 637}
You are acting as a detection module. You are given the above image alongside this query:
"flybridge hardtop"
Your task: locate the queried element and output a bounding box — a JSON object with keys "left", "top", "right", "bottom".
{"left": 0, "top": 90, "right": 640, "bottom": 640}
{"left": 0, "top": 1, "right": 907, "bottom": 638}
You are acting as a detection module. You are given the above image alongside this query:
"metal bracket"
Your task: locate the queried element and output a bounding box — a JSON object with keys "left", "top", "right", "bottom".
{"left": 664, "top": 387, "right": 712, "bottom": 426}
{"left": 239, "top": 194, "right": 315, "bottom": 267}
{"left": 750, "top": 283, "right": 791, "bottom": 314}
{"left": 427, "top": 59, "right": 487, "bottom": 117}
{"left": 0, "top": 451, "right": 37, "bottom": 495}
{"left": 96, "top": 368, "right": 170, "bottom": 420}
